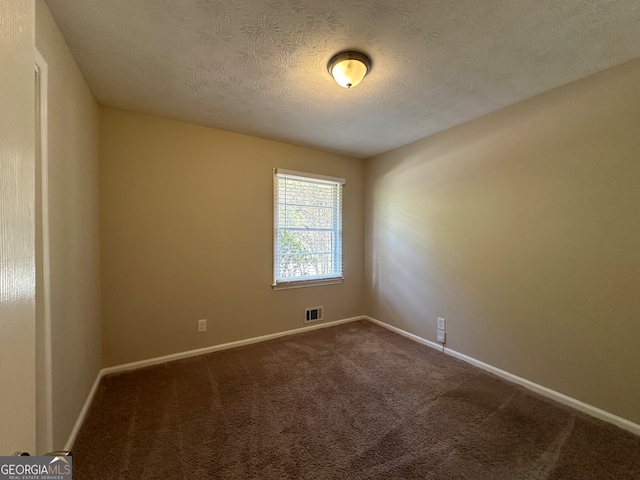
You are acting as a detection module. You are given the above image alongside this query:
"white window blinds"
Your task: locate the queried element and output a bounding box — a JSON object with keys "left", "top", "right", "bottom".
{"left": 274, "top": 169, "right": 345, "bottom": 288}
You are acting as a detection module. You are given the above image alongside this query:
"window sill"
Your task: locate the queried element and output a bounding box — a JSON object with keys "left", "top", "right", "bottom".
{"left": 272, "top": 277, "right": 343, "bottom": 291}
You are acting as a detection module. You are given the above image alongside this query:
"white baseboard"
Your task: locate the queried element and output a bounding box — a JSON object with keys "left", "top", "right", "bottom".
{"left": 365, "top": 316, "right": 640, "bottom": 437}
{"left": 101, "top": 316, "right": 364, "bottom": 376}
{"left": 67, "top": 316, "right": 364, "bottom": 449}
{"left": 364, "top": 316, "right": 444, "bottom": 352}
{"left": 443, "top": 347, "right": 640, "bottom": 437}
{"left": 64, "top": 371, "right": 101, "bottom": 451}
{"left": 68, "top": 314, "right": 639, "bottom": 449}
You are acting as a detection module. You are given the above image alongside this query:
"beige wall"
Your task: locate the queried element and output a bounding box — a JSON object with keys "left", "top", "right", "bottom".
{"left": 0, "top": 0, "right": 36, "bottom": 455}
{"left": 365, "top": 59, "right": 640, "bottom": 424}
{"left": 99, "top": 106, "right": 364, "bottom": 366}
{"left": 36, "top": 0, "right": 102, "bottom": 449}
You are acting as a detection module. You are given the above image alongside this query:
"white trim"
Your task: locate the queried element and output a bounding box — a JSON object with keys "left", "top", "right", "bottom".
{"left": 365, "top": 316, "right": 640, "bottom": 437}
{"left": 35, "top": 49, "right": 53, "bottom": 453}
{"left": 275, "top": 168, "right": 346, "bottom": 185}
{"left": 364, "top": 316, "right": 444, "bottom": 352}
{"left": 64, "top": 372, "right": 101, "bottom": 451}
{"left": 101, "top": 316, "right": 364, "bottom": 376}
{"left": 66, "top": 314, "right": 639, "bottom": 449}
{"left": 273, "top": 277, "right": 343, "bottom": 290}
{"left": 273, "top": 168, "right": 344, "bottom": 287}
{"left": 66, "top": 316, "right": 363, "bottom": 448}
{"left": 443, "top": 347, "right": 640, "bottom": 437}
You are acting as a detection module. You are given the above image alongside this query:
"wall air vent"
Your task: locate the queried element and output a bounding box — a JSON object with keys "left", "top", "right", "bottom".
{"left": 305, "top": 306, "right": 324, "bottom": 323}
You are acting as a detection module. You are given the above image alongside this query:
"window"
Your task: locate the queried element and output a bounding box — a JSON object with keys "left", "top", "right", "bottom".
{"left": 273, "top": 169, "right": 345, "bottom": 289}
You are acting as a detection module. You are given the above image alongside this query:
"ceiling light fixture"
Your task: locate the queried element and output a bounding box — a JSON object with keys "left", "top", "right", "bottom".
{"left": 327, "top": 52, "right": 371, "bottom": 89}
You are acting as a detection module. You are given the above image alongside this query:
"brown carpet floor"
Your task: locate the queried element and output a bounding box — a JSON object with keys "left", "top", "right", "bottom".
{"left": 72, "top": 320, "right": 640, "bottom": 479}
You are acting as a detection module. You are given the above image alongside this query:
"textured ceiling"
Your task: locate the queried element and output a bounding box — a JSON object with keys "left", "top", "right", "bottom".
{"left": 45, "top": 0, "right": 640, "bottom": 158}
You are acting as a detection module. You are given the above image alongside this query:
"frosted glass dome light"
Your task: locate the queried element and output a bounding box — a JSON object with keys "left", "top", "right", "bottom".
{"left": 328, "top": 52, "right": 372, "bottom": 89}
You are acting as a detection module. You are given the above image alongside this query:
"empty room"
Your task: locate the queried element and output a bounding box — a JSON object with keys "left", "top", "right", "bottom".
{"left": 1, "top": 0, "right": 639, "bottom": 478}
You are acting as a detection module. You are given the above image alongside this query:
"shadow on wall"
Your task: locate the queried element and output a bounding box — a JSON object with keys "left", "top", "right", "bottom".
{"left": 365, "top": 77, "right": 633, "bottom": 355}
{"left": 369, "top": 157, "right": 452, "bottom": 337}
{"left": 365, "top": 59, "right": 640, "bottom": 424}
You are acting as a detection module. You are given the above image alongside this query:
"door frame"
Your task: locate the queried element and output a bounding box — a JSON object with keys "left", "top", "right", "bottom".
{"left": 35, "top": 48, "right": 53, "bottom": 453}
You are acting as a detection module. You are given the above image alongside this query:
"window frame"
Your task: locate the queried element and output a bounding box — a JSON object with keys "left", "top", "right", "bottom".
{"left": 272, "top": 168, "right": 345, "bottom": 290}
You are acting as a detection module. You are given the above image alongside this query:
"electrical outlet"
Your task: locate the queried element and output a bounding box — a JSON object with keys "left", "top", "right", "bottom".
{"left": 437, "top": 317, "right": 446, "bottom": 330}
{"left": 197, "top": 319, "right": 207, "bottom": 333}
{"left": 437, "top": 330, "right": 446, "bottom": 344}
